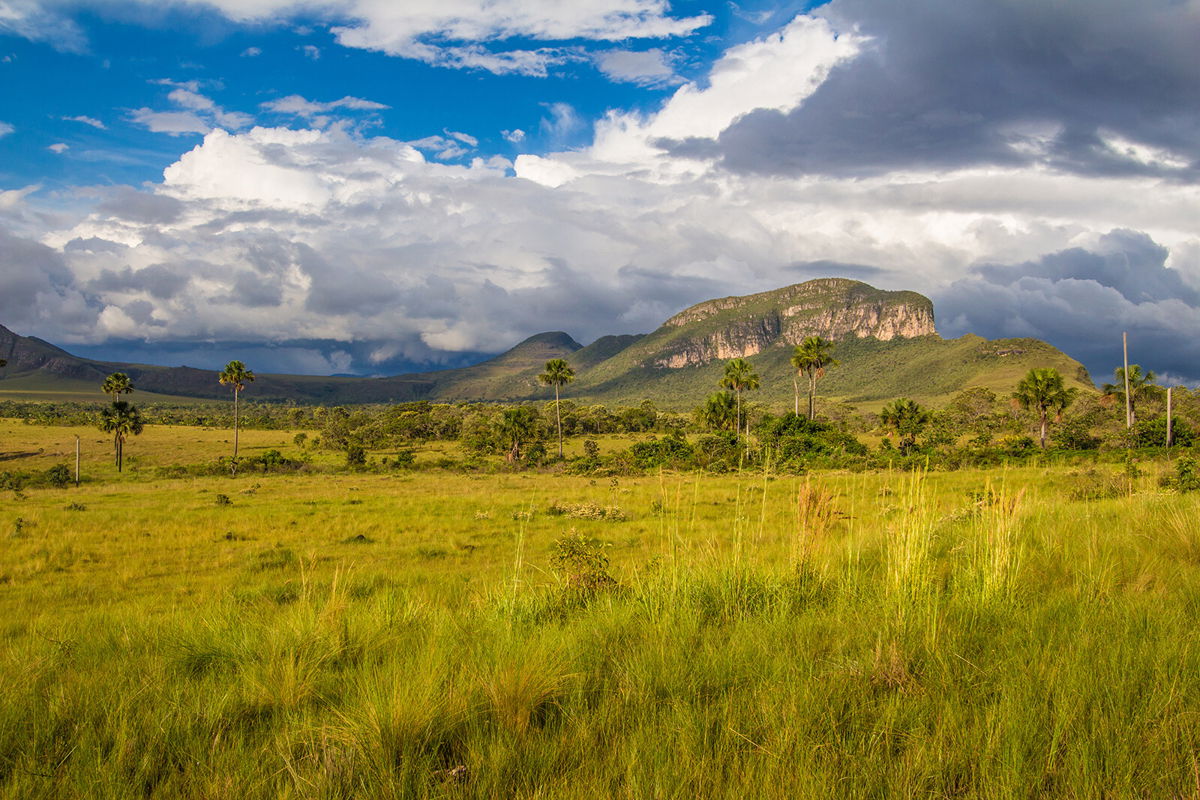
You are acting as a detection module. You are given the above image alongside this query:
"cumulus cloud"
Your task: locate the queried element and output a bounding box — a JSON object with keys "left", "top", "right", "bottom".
{"left": 48, "top": 143, "right": 68, "bottom": 153}
{"left": 0, "top": 121, "right": 13, "bottom": 137}
{"left": 7, "top": 1, "right": 1200, "bottom": 383}
{"left": 240, "top": 46, "right": 262, "bottom": 57}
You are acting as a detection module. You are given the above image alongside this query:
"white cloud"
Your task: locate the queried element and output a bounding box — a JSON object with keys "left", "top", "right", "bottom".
{"left": 241, "top": 46, "right": 262, "bottom": 57}
{"left": 300, "top": 44, "right": 320, "bottom": 59}
{"left": 48, "top": 142, "right": 68, "bottom": 153}
{"left": 594, "top": 48, "right": 679, "bottom": 86}
{"left": 131, "top": 85, "right": 253, "bottom": 135}
{"left": 0, "top": 184, "right": 40, "bottom": 210}
{"left": 502, "top": 128, "right": 525, "bottom": 143}
{"left": 0, "top": 121, "right": 12, "bottom": 137}
{"left": 261, "top": 94, "right": 389, "bottom": 117}
{"left": 64, "top": 114, "right": 106, "bottom": 129}
{"left": 129, "top": 108, "right": 211, "bottom": 135}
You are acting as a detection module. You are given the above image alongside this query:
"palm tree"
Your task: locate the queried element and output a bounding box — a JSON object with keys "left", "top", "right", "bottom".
{"left": 1013, "top": 367, "right": 1077, "bottom": 448}
{"left": 696, "top": 391, "right": 738, "bottom": 432}
{"left": 790, "top": 337, "right": 838, "bottom": 420}
{"left": 101, "top": 372, "right": 133, "bottom": 401}
{"left": 879, "top": 398, "right": 930, "bottom": 453}
{"left": 99, "top": 400, "right": 144, "bottom": 472}
{"left": 538, "top": 358, "right": 575, "bottom": 459}
{"left": 497, "top": 406, "right": 540, "bottom": 463}
{"left": 1102, "top": 365, "right": 1157, "bottom": 424}
{"left": 218, "top": 360, "right": 255, "bottom": 460}
{"left": 720, "top": 358, "right": 760, "bottom": 437}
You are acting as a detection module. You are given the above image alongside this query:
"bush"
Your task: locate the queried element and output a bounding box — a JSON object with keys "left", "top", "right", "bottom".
{"left": 629, "top": 432, "right": 694, "bottom": 470}
{"left": 551, "top": 531, "right": 617, "bottom": 596}
{"left": 1161, "top": 457, "right": 1200, "bottom": 493}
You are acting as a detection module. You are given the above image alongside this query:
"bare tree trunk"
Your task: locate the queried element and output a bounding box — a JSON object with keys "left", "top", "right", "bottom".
{"left": 793, "top": 374, "right": 799, "bottom": 417}
{"left": 1039, "top": 412, "right": 1048, "bottom": 449}
{"left": 735, "top": 390, "right": 741, "bottom": 437}
{"left": 233, "top": 388, "right": 240, "bottom": 459}
{"left": 808, "top": 373, "right": 817, "bottom": 420}
{"left": 1123, "top": 331, "right": 1132, "bottom": 429}
{"left": 1167, "top": 386, "right": 1174, "bottom": 447}
{"left": 555, "top": 384, "right": 563, "bottom": 459}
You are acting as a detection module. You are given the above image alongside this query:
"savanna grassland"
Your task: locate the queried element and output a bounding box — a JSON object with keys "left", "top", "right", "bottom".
{"left": 4, "top": 419, "right": 1200, "bottom": 798}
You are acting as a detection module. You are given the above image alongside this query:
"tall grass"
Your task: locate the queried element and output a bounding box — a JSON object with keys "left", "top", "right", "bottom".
{"left": 1, "top": 456, "right": 1199, "bottom": 797}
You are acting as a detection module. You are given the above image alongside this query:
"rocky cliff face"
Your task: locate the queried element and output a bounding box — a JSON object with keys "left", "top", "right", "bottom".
{"left": 652, "top": 278, "right": 935, "bottom": 368}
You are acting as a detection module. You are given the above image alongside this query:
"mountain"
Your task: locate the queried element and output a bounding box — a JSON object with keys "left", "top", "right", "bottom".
{"left": 0, "top": 279, "right": 1093, "bottom": 409}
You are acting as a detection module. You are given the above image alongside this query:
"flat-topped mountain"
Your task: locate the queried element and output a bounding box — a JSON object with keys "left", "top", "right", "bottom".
{"left": 0, "top": 279, "right": 1093, "bottom": 409}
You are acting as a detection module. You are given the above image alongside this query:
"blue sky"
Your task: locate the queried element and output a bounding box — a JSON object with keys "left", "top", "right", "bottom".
{"left": 1, "top": 1, "right": 808, "bottom": 190}
{"left": 2, "top": 0, "right": 1200, "bottom": 384}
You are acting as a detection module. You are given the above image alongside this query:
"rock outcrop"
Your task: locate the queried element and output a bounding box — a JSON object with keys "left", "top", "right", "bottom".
{"left": 652, "top": 278, "right": 935, "bottom": 368}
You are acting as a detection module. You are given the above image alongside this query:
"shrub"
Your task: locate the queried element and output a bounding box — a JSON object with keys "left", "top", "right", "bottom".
{"left": 1161, "top": 457, "right": 1200, "bottom": 493}
{"left": 630, "top": 431, "right": 694, "bottom": 470}
{"left": 551, "top": 531, "right": 617, "bottom": 596}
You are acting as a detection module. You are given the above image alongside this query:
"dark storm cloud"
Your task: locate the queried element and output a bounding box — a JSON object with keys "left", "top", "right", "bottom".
{"left": 0, "top": 227, "right": 98, "bottom": 332}
{"left": 682, "top": 0, "right": 1200, "bottom": 179}
{"left": 95, "top": 187, "right": 185, "bottom": 224}
{"left": 938, "top": 230, "right": 1200, "bottom": 384}
{"left": 88, "top": 264, "right": 191, "bottom": 300}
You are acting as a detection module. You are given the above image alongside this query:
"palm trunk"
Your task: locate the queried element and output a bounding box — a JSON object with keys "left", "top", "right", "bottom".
{"left": 1039, "top": 411, "right": 1048, "bottom": 448}
{"left": 808, "top": 373, "right": 817, "bottom": 420}
{"left": 233, "top": 388, "right": 240, "bottom": 459}
{"left": 116, "top": 435, "right": 123, "bottom": 472}
{"left": 735, "top": 390, "right": 741, "bottom": 436}
{"left": 793, "top": 374, "right": 799, "bottom": 417}
{"left": 114, "top": 432, "right": 120, "bottom": 470}
{"left": 555, "top": 384, "right": 563, "bottom": 459}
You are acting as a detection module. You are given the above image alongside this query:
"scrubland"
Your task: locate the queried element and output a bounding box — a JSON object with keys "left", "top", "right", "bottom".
{"left": 2, "top": 420, "right": 1200, "bottom": 798}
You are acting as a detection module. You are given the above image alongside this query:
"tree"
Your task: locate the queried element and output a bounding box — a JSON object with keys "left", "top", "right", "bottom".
{"left": 218, "top": 360, "right": 255, "bottom": 461}
{"left": 879, "top": 398, "right": 930, "bottom": 454}
{"left": 1102, "top": 365, "right": 1158, "bottom": 424}
{"left": 696, "top": 391, "right": 737, "bottom": 432}
{"left": 537, "top": 358, "right": 575, "bottom": 459}
{"left": 99, "top": 400, "right": 144, "bottom": 472}
{"left": 790, "top": 337, "right": 838, "bottom": 420}
{"left": 496, "top": 406, "right": 542, "bottom": 463}
{"left": 101, "top": 372, "right": 133, "bottom": 401}
{"left": 1013, "top": 368, "right": 1077, "bottom": 448}
{"left": 720, "top": 358, "right": 760, "bottom": 437}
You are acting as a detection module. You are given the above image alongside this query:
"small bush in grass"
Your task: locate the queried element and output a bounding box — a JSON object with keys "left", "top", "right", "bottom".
{"left": 1066, "top": 469, "right": 1132, "bottom": 501}
{"left": 551, "top": 530, "right": 617, "bottom": 596}
{"left": 1161, "top": 456, "right": 1200, "bottom": 493}
{"left": 546, "top": 501, "right": 628, "bottom": 521}
{"left": 345, "top": 445, "right": 366, "bottom": 467}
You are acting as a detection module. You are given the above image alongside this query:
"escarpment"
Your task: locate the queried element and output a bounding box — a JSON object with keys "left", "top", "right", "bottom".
{"left": 650, "top": 278, "right": 936, "bottom": 368}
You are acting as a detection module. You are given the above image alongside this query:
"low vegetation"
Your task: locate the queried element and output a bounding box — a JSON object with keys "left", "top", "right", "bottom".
{"left": 0, "top": 351, "right": 1197, "bottom": 796}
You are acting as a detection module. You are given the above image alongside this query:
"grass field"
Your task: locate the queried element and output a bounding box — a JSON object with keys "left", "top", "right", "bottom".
{"left": 2, "top": 421, "right": 1200, "bottom": 797}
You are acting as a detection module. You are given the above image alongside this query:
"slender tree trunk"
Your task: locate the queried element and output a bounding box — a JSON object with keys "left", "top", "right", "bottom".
{"left": 233, "top": 387, "right": 240, "bottom": 459}
{"left": 117, "top": 435, "right": 123, "bottom": 472}
{"left": 794, "top": 374, "right": 799, "bottom": 417}
{"left": 555, "top": 384, "right": 563, "bottom": 459}
{"left": 735, "top": 389, "right": 741, "bottom": 436}
{"left": 1039, "top": 411, "right": 1048, "bottom": 449}
{"left": 808, "top": 373, "right": 817, "bottom": 421}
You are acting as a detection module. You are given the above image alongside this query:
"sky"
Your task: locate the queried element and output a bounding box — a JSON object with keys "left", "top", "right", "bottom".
{"left": 2, "top": 0, "right": 1199, "bottom": 385}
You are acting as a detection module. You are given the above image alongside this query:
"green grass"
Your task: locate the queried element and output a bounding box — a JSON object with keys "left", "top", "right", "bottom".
{"left": 1, "top": 422, "right": 1199, "bottom": 797}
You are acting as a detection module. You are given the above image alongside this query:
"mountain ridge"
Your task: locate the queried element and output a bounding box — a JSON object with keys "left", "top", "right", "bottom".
{"left": 0, "top": 279, "right": 1094, "bottom": 409}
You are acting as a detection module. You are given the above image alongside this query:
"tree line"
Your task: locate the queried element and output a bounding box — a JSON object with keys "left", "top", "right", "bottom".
{"left": 50, "top": 344, "right": 1200, "bottom": 474}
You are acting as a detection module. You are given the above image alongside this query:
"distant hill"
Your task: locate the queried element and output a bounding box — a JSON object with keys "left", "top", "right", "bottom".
{"left": 0, "top": 279, "right": 1094, "bottom": 410}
